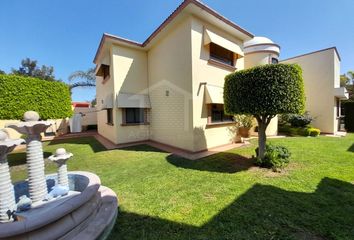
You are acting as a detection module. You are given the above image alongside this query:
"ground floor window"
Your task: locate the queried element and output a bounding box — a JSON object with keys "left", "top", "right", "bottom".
{"left": 122, "top": 108, "right": 148, "bottom": 124}
{"left": 106, "top": 108, "right": 113, "bottom": 125}
{"left": 208, "top": 104, "right": 233, "bottom": 123}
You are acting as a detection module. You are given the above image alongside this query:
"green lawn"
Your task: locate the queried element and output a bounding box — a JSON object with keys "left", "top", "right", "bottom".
{"left": 8, "top": 134, "right": 354, "bottom": 240}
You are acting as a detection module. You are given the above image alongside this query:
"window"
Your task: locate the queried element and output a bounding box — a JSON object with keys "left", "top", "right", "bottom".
{"left": 209, "top": 104, "right": 233, "bottom": 123}
{"left": 124, "top": 108, "right": 145, "bottom": 124}
{"left": 271, "top": 57, "right": 279, "bottom": 64}
{"left": 106, "top": 108, "right": 113, "bottom": 125}
{"left": 96, "top": 64, "right": 110, "bottom": 80}
{"left": 209, "top": 43, "right": 234, "bottom": 66}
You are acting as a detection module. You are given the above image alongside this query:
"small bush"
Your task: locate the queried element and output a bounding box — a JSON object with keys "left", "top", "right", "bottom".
{"left": 278, "top": 125, "right": 303, "bottom": 136}
{"left": 255, "top": 145, "right": 291, "bottom": 171}
{"left": 288, "top": 112, "right": 313, "bottom": 128}
{"left": 234, "top": 114, "right": 254, "bottom": 128}
{"left": 304, "top": 127, "right": 320, "bottom": 137}
{"left": 279, "top": 125, "right": 320, "bottom": 137}
{"left": 278, "top": 114, "right": 292, "bottom": 126}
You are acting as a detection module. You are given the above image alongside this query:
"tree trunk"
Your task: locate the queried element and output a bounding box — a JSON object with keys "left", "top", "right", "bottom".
{"left": 257, "top": 121, "right": 267, "bottom": 159}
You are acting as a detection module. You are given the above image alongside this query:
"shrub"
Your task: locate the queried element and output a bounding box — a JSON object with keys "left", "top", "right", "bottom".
{"left": 343, "top": 101, "right": 354, "bottom": 132}
{"left": 304, "top": 127, "right": 321, "bottom": 137}
{"left": 278, "top": 125, "right": 297, "bottom": 136}
{"left": 255, "top": 144, "right": 291, "bottom": 171}
{"left": 279, "top": 125, "right": 320, "bottom": 137}
{"left": 278, "top": 114, "right": 292, "bottom": 126}
{"left": 234, "top": 114, "right": 254, "bottom": 128}
{"left": 0, "top": 74, "right": 72, "bottom": 120}
{"left": 287, "top": 112, "right": 313, "bottom": 128}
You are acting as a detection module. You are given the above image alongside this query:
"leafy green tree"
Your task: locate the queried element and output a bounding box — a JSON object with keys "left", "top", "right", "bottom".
{"left": 341, "top": 71, "right": 354, "bottom": 100}
{"left": 68, "top": 68, "right": 96, "bottom": 91}
{"left": 340, "top": 74, "right": 349, "bottom": 87}
{"left": 224, "top": 64, "right": 305, "bottom": 159}
{"left": 11, "top": 58, "right": 56, "bottom": 81}
{"left": 0, "top": 69, "right": 5, "bottom": 75}
{"left": 91, "top": 98, "right": 97, "bottom": 107}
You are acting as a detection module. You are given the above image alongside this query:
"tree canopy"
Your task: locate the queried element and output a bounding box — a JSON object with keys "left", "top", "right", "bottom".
{"left": 224, "top": 63, "right": 305, "bottom": 159}
{"left": 341, "top": 71, "right": 354, "bottom": 101}
{"left": 11, "top": 58, "right": 57, "bottom": 81}
{"left": 68, "top": 67, "right": 96, "bottom": 90}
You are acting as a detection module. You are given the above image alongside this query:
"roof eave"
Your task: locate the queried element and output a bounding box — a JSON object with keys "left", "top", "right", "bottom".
{"left": 93, "top": 0, "right": 254, "bottom": 64}
{"left": 281, "top": 47, "right": 341, "bottom": 62}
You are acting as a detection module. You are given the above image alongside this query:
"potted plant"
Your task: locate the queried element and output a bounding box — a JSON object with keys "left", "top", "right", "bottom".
{"left": 235, "top": 114, "right": 254, "bottom": 138}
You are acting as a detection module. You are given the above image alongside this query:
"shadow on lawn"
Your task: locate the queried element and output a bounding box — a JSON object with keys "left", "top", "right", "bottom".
{"left": 348, "top": 143, "right": 354, "bottom": 153}
{"left": 119, "top": 144, "right": 166, "bottom": 153}
{"left": 47, "top": 136, "right": 106, "bottom": 153}
{"left": 166, "top": 152, "right": 253, "bottom": 173}
{"left": 109, "top": 178, "right": 354, "bottom": 240}
{"left": 7, "top": 151, "right": 52, "bottom": 167}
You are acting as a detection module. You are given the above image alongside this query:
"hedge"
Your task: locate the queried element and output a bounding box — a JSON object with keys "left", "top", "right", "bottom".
{"left": 224, "top": 64, "right": 305, "bottom": 116}
{"left": 0, "top": 74, "right": 72, "bottom": 120}
{"left": 344, "top": 101, "right": 354, "bottom": 132}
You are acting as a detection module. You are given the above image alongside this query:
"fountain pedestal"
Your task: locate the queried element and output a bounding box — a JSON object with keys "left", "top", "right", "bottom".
{"left": 0, "top": 130, "right": 24, "bottom": 222}
{"left": 48, "top": 148, "right": 73, "bottom": 188}
{"left": 7, "top": 111, "right": 51, "bottom": 203}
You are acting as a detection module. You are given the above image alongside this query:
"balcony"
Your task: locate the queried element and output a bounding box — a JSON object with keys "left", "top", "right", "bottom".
{"left": 334, "top": 87, "right": 349, "bottom": 99}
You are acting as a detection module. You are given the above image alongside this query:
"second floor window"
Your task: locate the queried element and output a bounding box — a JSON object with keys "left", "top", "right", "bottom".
{"left": 96, "top": 64, "right": 110, "bottom": 80}
{"left": 271, "top": 57, "right": 279, "bottom": 64}
{"left": 210, "top": 43, "right": 234, "bottom": 66}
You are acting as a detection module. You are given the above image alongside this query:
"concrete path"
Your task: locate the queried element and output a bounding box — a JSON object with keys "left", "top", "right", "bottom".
{"left": 44, "top": 131, "right": 250, "bottom": 160}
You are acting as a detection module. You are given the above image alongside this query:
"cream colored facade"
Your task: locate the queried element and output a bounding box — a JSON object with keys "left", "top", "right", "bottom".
{"left": 282, "top": 48, "right": 348, "bottom": 133}
{"left": 93, "top": 0, "right": 346, "bottom": 152}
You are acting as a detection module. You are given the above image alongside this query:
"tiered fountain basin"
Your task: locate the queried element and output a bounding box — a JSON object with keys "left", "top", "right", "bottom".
{"left": 0, "top": 171, "right": 118, "bottom": 240}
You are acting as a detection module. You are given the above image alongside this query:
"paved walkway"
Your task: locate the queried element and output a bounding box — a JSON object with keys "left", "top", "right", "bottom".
{"left": 44, "top": 131, "right": 250, "bottom": 160}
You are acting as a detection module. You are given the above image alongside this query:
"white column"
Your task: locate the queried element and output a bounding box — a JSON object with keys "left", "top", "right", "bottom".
{"left": 0, "top": 130, "right": 24, "bottom": 222}
{"left": 26, "top": 135, "right": 48, "bottom": 203}
{"left": 0, "top": 156, "right": 16, "bottom": 222}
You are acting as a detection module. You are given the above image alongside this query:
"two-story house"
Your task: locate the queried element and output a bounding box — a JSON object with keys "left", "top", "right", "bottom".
{"left": 93, "top": 0, "right": 348, "bottom": 153}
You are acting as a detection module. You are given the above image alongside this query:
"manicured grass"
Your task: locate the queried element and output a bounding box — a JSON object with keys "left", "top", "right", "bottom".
{"left": 8, "top": 134, "right": 354, "bottom": 239}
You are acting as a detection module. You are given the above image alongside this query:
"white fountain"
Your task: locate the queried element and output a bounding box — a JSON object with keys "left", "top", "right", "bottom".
{"left": 48, "top": 148, "right": 72, "bottom": 188}
{"left": 0, "top": 111, "right": 118, "bottom": 240}
{"left": 0, "top": 130, "right": 24, "bottom": 222}
{"left": 6, "top": 111, "right": 51, "bottom": 203}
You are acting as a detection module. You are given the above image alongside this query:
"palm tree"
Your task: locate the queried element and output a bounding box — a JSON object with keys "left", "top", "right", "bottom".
{"left": 68, "top": 68, "right": 96, "bottom": 91}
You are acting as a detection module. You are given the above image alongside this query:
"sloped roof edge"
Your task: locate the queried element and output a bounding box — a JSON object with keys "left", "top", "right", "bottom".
{"left": 281, "top": 47, "right": 341, "bottom": 62}
{"left": 93, "top": 0, "right": 254, "bottom": 63}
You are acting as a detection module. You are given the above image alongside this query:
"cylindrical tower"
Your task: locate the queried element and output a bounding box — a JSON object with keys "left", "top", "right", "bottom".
{"left": 244, "top": 36, "right": 280, "bottom": 69}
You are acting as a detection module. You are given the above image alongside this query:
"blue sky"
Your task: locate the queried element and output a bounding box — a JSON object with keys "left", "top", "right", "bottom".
{"left": 1, "top": 0, "right": 353, "bottom": 101}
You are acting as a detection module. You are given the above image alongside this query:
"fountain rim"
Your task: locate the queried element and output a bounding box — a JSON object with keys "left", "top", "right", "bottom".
{"left": 0, "top": 171, "right": 101, "bottom": 238}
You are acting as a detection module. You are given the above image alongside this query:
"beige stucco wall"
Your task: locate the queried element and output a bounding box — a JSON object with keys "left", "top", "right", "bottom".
{"left": 282, "top": 48, "right": 339, "bottom": 133}
{"left": 148, "top": 17, "right": 194, "bottom": 151}
{"left": 73, "top": 107, "right": 97, "bottom": 126}
{"left": 96, "top": 50, "right": 117, "bottom": 143}
{"left": 191, "top": 17, "right": 245, "bottom": 151}
{"left": 95, "top": 15, "right": 280, "bottom": 150}
{"left": 111, "top": 45, "right": 150, "bottom": 144}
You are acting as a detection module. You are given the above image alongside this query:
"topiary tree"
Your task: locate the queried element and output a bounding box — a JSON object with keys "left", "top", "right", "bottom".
{"left": 224, "top": 64, "right": 305, "bottom": 159}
